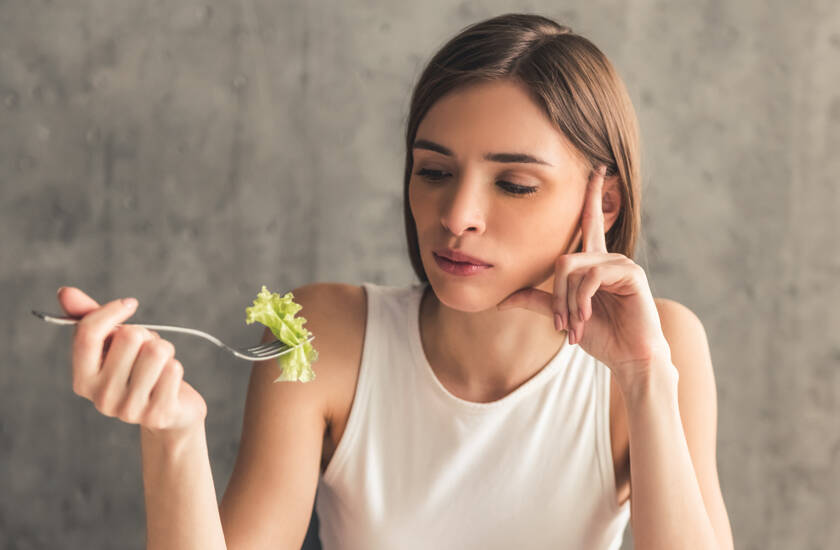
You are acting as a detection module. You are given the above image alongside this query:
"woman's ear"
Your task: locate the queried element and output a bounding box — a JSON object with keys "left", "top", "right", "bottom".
{"left": 602, "top": 175, "right": 621, "bottom": 233}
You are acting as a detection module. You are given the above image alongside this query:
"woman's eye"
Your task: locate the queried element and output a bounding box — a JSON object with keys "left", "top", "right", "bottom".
{"left": 415, "top": 168, "right": 538, "bottom": 196}
{"left": 498, "top": 181, "right": 538, "bottom": 195}
{"left": 415, "top": 168, "right": 448, "bottom": 181}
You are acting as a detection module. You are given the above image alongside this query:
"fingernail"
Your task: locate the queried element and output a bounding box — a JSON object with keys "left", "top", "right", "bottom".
{"left": 122, "top": 297, "right": 137, "bottom": 308}
{"left": 554, "top": 313, "right": 562, "bottom": 331}
{"left": 57, "top": 287, "right": 65, "bottom": 298}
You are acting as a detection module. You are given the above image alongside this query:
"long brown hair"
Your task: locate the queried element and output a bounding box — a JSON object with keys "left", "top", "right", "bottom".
{"left": 403, "top": 13, "right": 642, "bottom": 283}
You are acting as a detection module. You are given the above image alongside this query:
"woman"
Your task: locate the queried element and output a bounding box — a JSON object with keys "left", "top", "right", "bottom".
{"left": 58, "top": 13, "right": 734, "bottom": 550}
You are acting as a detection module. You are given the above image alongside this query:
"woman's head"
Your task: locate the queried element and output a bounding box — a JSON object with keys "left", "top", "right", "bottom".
{"left": 404, "top": 13, "right": 641, "bottom": 310}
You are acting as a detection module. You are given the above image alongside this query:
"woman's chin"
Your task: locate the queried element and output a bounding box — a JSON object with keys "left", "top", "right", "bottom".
{"left": 426, "top": 276, "right": 504, "bottom": 313}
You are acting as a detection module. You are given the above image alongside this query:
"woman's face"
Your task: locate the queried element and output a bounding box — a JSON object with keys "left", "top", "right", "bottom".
{"left": 409, "top": 79, "right": 592, "bottom": 312}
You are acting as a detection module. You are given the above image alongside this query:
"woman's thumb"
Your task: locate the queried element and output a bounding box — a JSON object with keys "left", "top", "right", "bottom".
{"left": 57, "top": 287, "right": 101, "bottom": 317}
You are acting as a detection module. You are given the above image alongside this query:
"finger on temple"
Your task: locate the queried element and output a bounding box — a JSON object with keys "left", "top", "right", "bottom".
{"left": 582, "top": 166, "right": 608, "bottom": 253}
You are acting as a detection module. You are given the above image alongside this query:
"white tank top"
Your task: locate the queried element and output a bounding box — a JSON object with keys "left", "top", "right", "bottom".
{"left": 315, "top": 282, "right": 630, "bottom": 549}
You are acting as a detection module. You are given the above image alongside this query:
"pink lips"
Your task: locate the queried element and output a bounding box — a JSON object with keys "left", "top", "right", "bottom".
{"left": 432, "top": 249, "right": 493, "bottom": 277}
{"left": 433, "top": 248, "right": 492, "bottom": 266}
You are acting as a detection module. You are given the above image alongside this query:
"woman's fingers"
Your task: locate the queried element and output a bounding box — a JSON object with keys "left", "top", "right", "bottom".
{"left": 58, "top": 286, "right": 101, "bottom": 317}
{"left": 567, "top": 269, "right": 586, "bottom": 344}
{"left": 553, "top": 252, "right": 603, "bottom": 338}
{"left": 557, "top": 256, "right": 630, "bottom": 344}
{"left": 121, "top": 340, "right": 174, "bottom": 423}
{"left": 62, "top": 290, "right": 205, "bottom": 433}
{"left": 499, "top": 252, "right": 629, "bottom": 347}
{"left": 498, "top": 286, "right": 553, "bottom": 315}
{"left": 581, "top": 165, "right": 608, "bottom": 254}
{"left": 552, "top": 257, "right": 570, "bottom": 333}
{"left": 546, "top": 225, "right": 583, "bottom": 332}
{"left": 145, "top": 359, "right": 185, "bottom": 431}
{"left": 93, "top": 325, "right": 153, "bottom": 412}
{"left": 72, "top": 298, "right": 139, "bottom": 394}
{"left": 93, "top": 333, "right": 176, "bottom": 423}
{"left": 578, "top": 265, "right": 608, "bottom": 322}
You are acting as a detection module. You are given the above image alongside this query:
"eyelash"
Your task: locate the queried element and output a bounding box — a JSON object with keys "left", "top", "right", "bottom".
{"left": 414, "top": 168, "right": 538, "bottom": 196}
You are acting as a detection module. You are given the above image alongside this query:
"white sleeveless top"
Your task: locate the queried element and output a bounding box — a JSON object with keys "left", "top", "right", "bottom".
{"left": 315, "top": 282, "right": 630, "bottom": 549}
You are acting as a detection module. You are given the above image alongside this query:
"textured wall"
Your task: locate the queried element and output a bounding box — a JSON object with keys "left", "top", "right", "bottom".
{"left": 2, "top": 1, "right": 838, "bottom": 549}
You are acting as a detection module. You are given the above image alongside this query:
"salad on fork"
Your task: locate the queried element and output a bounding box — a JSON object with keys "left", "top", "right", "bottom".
{"left": 246, "top": 285, "right": 319, "bottom": 383}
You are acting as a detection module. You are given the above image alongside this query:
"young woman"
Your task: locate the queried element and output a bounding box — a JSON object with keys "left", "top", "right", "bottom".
{"left": 58, "top": 13, "right": 734, "bottom": 550}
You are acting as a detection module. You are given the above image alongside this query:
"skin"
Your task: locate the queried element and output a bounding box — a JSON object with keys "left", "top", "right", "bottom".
{"left": 409, "top": 78, "right": 733, "bottom": 549}
{"left": 54, "top": 76, "right": 733, "bottom": 550}
{"left": 58, "top": 289, "right": 206, "bottom": 439}
{"left": 409, "top": 78, "right": 623, "bottom": 401}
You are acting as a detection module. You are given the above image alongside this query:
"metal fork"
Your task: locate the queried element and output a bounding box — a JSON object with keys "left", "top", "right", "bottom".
{"left": 31, "top": 310, "right": 314, "bottom": 361}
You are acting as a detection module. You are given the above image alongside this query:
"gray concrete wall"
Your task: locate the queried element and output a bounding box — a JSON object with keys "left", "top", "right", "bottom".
{"left": 2, "top": 1, "right": 838, "bottom": 549}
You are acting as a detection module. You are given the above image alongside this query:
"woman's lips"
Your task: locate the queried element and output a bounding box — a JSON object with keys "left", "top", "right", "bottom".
{"left": 433, "top": 248, "right": 492, "bottom": 266}
{"left": 432, "top": 252, "right": 493, "bottom": 276}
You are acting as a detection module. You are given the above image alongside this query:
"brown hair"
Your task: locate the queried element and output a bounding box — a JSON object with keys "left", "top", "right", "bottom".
{"left": 403, "top": 13, "right": 642, "bottom": 283}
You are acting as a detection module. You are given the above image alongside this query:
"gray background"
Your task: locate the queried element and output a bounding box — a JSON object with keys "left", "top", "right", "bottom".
{"left": 2, "top": 1, "right": 838, "bottom": 549}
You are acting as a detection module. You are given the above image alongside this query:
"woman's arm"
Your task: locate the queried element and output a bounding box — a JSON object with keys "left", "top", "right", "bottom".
{"left": 219, "top": 283, "right": 360, "bottom": 549}
{"left": 56, "top": 287, "right": 223, "bottom": 549}
{"left": 620, "top": 298, "right": 734, "bottom": 550}
{"left": 141, "top": 282, "right": 349, "bottom": 550}
{"left": 141, "top": 424, "right": 226, "bottom": 550}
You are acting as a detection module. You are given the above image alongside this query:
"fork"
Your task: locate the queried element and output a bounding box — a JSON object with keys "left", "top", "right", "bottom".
{"left": 31, "top": 310, "right": 314, "bottom": 362}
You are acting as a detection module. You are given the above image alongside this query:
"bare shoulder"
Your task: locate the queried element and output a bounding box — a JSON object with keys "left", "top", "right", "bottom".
{"left": 653, "top": 297, "right": 709, "bottom": 356}
{"left": 247, "top": 281, "right": 366, "bottom": 412}
{"left": 288, "top": 282, "right": 368, "bottom": 425}
{"left": 219, "top": 282, "right": 366, "bottom": 548}
{"left": 654, "top": 297, "right": 703, "bottom": 326}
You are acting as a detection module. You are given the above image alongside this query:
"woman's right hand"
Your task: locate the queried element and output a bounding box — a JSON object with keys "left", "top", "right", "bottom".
{"left": 58, "top": 287, "right": 208, "bottom": 437}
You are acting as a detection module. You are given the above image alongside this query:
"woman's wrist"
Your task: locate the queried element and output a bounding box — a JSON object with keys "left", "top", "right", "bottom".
{"left": 615, "top": 355, "right": 679, "bottom": 405}
{"left": 140, "top": 420, "right": 206, "bottom": 460}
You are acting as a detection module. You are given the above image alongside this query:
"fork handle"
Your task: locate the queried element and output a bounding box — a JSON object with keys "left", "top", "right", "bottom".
{"left": 31, "top": 310, "right": 226, "bottom": 347}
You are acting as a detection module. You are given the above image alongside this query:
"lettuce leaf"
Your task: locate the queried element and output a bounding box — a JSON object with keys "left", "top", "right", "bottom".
{"left": 245, "top": 285, "right": 318, "bottom": 383}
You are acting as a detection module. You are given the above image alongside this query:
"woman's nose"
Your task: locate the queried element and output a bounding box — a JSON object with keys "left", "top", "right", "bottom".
{"left": 439, "top": 177, "right": 487, "bottom": 236}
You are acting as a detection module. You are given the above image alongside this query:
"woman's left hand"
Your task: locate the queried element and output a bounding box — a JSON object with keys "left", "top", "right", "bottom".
{"left": 497, "top": 165, "right": 673, "bottom": 383}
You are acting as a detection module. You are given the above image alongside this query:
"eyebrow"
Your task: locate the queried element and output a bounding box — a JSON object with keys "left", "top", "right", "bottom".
{"left": 412, "top": 139, "right": 554, "bottom": 167}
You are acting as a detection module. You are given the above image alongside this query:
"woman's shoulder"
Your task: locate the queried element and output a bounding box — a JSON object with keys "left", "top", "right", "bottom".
{"left": 289, "top": 281, "right": 368, "bottom": 376}
{"left": 291, "top": 281, "right": 367, "bottom": 324}
{"left": 287, "top": 282, "right": 368, "bottom": 423}
{"left": 224, "top": 284, "right": 368, "bottom": 545}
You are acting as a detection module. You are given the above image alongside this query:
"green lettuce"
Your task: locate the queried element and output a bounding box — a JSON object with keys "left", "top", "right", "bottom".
{"left": 245, "top": 285, "right": 318, "bottom": 383}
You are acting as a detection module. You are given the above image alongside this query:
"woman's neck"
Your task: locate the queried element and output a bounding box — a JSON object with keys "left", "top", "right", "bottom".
{"left": 418, "top": 283, "right": 568, "bottom": 403}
